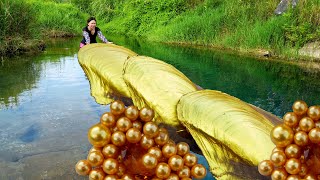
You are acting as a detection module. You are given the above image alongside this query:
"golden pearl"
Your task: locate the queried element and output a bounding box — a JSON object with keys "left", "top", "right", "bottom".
{"left": 176, "top": 142, "right": 190, "bottom": 156}
{"left": 183, "top": 153, "right": 197, "bottom": 167}
{"left": 191, "top": 164, "right": 207, "bottom": 179}
{"left": 142, "top": 153, "right": 158, "bottom": 169}
{"left": 139, "top": 107, "right": 155, "bottom": 122}
{"left": 283, "top": 112, "right": 299, "bottom": 127}
{"left": 299, "top": 117, "right": 315, "bottom": 132}
{"left": 104, "top": 175, "right": 118, "bottom": 180}
{"left": 87, "top": 150, "right": 104, "bottom": 167}
{"left": 270, "top": 124, "right": 294, "bottom": 147}
{"left": 102, "top": 144, "right": 120, "bottom": 158}
{"left": 116, "top": 117, "right": 132, "bottom": 132}
{"left": 292, "top": 100, "right": 308, "bottom": 115}
{"left": 315, "top": 121, "right": 320, "bottom": 128}
{"left": 132, "top": 121, "right": 143, "bottom": 131}
{"left": 286, "top": 175, "right": 300, "bottom": 180}
{"left": 75, "top": 159, "right": 91, "bottom": 176}
{"left": 166, "top": 173, "right": 179, "bottom": 180}
{"left": 89, "top": 168, "right": 106, "bottom": 180}
{"left": 307, "top": 106, "right": 320, "bottom": 121}
{"left": 177, "top": 166, "right": 191, "bottom": 178}
{"left": 162, "top": 143, "right": 177, "bottom": 158}
{"left": 116, "top": 163, "right": 126, "bottom": 177}
{"left": 308, "top": 128, "right": 320, "bottom": 143}
{"left": 272, "top": 147, "right": 284, "bottom": 153}
{"left": 285, "top": 144, "right": 301, "bottom": 159}
{"left": 258, "top": 160, "right": 274, "bottom": 176}
{"left": 154, "top": 130, "right": 169, "bottom": 146}
{"left": 140, "top": 135, "right": 155, "bottom": 149}
{"left": 271, "top": 168, "right": 288, "bottom": 180}
{"left": 102, "top": 158, "right": 119, "bottom": 175}
{"left": 304, "top": 174, "right": 317, "bottom": 180}
{"left": 111, "top": 131, "right": 126, "bottom": 146}
{"left": 285, "top": 158, "right": 301, "bottom": 175}
{"left": 126, "top": 128, "right": 142, "bottom": 143}
{"left": 270, "top": 151, "right": 286, "bottom": 167}
{"left": 299, "top": 163, "right": 308, "bottom": 177}
{"left": 88, "top": 124, "right": 111, "bottom": 147}
{"left": 110, "top": 100, "right": 125, "bottom": 115}
{"left": 125, "top": 106, "right": 139, "bottom": 121}
{"left": 156, "top": 163, "right": 171, "bottom": 179}
{"left": 148, "top": 147, "right": 163, "bottom": 159}
{"left": 181, "top": 178, "right": 192, "bottom": 180}
{"left": 121, "top": 174, "right": 135, "bottom": 180}
{"left": 100, "top": 112, "right": 116, "bottom": 127}
{"left": 89, "top": 146, "right": 102, "bottom": 154}
{"left": 143, "top": 122, "right": 159, "bottom": 138}
{"left": 168, "top": 155, "right": 184, "bottom": 171}
{"left": 294, "top": 131, "right": 309, "bottom": 146}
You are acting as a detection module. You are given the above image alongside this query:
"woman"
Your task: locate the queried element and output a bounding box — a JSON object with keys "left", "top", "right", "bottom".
{"left": 80, "top": 17, "right": 111, "bottom": 48}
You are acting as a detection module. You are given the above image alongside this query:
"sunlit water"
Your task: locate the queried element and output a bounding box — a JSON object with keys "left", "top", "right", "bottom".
{"left": 0, "top": 36, "right": 319, "bottom": 179}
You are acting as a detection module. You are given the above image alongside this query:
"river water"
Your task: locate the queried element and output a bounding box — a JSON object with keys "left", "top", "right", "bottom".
{"left": 0, "top": 36, "right": 319, "bottom": 179}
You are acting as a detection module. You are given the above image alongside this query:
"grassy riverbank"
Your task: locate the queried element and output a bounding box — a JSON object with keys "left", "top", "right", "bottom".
{"left": 89, "top": 0, "right": 320, "bottom": 60}
{"left": 0, "top": 0, "right": 86, "bottom": 56}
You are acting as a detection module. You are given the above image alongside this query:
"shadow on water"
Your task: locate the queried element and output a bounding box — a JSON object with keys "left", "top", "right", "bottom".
{"left": 108, "top": 34, "right": 320, "bottom": 117}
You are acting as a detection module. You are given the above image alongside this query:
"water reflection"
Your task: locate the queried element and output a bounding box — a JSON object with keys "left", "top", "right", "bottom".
{"left": 108, "top": 35, "right": 320, "bottom": 117}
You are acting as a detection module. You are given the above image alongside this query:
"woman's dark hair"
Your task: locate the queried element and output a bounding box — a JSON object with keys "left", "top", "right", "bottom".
{"left": 87, "top": 17, "right": 96, "bottom": 24}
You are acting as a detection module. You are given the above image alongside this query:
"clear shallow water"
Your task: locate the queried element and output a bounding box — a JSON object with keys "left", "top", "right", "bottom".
{"left": 0, "top": 36, "right": 319, "bottom": 179}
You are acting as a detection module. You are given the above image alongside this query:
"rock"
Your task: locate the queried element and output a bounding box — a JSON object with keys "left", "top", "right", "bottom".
{"left": 299, "top": 41, "right": 320, "bottom": 59}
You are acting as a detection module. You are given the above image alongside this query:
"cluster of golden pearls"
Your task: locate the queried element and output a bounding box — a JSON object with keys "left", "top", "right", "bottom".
{"left": 258, "top": 100, "right": 320, "bottom": 180}
{"left": 75, "top": 100, "right": 207, "bottom": 180}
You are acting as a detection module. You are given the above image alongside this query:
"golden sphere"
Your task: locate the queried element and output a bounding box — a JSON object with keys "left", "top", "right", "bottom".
{"left": 140, "top": 135, "right": 155, "bottom": 149}
{"left": 126, "top": 128, "right": 142, "bottom": 143}
{"left": 89, "top": 168, "right": 106, "bottom": 180}
{"left": 270, "top": 151, "right": 286, "bottom": 167}
{"left": 148, "top": 147, "right": 163, "bottom": 159}
{"left": 270, "top": 124, "right": 294, "bottom": 147}
{"left": 102, "top": 158, "right": 119, "bottom": 175}
{"left": 143, "top": 122, "right": 159, "bottom": 138}
{"left": 177, "top": 166, "right": 191, "bottom": 178}
{"left": 89, "top": 146, "right": 102, "bottom": 154}
{"left": 299, "top": 117, "right": 315, "bottom": 132}
{"left": 285, "top": 144, "right": 301, "bottom": 159}
{"left": 308, "top": 128, "right": 320, "bottom": 143}
{"left": 294, "top": 131, "right": 309, "bottom": 146}
{"left": 87, "top": 150, "right": 105, "bottom": 167}
{"left": 110, "top": 100, "right": 125, "bottom": 115}
{"left": 183, "top": 153, "right": 197, "bottom": 167}
{"left": 257, "top": 160, "right": 274, "bottom": 176}
{"left": 104, "top": 175, "right": 118, "bottom": 180}
{"left": 125, "top": 106, "right": 139, "bottom": 121}
{"left": 292, "top": 100, "right": 308, "bottom": 115}
{"left": 139, "top": 107, "right": 155, "bottom": 122}
{"left": 122, "top": 174, "right": 135, "bottom": 180}
{"left": 307, "top": 106, "right": 320, "bottom": 121}
{"left": 116, "top": 117, "right": 132, "bottom": 132}
{"left": 191, "top": 164, "right": 207, "bottom": 179}
{"left": 116, "top": 163, "right": 126, "bottom": 177}
{"left": 166, "top": 173, "right": 179, "bottom": 180}
{"left": 304, "top": 174, "right": 317, "bottom": 180}
{"left": 162, "top": 143, "right": 177, "bottom": 158}
{"left": 75, "top": 159, "right": 91, "bottom": 176}
{"left": 299, "top": 163, "right": 308, "bottom": 177}
{"left": 132, "top": 121, "right": 143, "bottom": 131}
{"left": 168, "top": 155, "right": 184, "bottom": 171}
{"left": 111, "top": 131, "right": 126, "bottom": 146}
{"left": 88, "top": 124, "right": 111, "bottom": 147}
{"left": 286, "top": 175, "right": 300, "bottom": 180}
{"left": 155, "top": 163, "right": 171, "bottom": 179}
{"left": 181, "top": 178, "right": 192, "bottom": 180}
{"left": 142, "top": 153, "right": 158, "bottom": 169}
{"left": 100, "top": 112, "right": 116, "bottom": 127}
{"left": 283, "top": 112, "right": 299, "bottom": 127}
{"left": 102, "top": 144, "right": 120, "bottom": 158}
{"left": 272, "top": 147, "right": 284, "bottom": 153}
{"left": 176, "top": 142, "right": 190, "bottom": 156}
{"left": 315, "top": 121, "right": 320, "bottom": 128}
{"left": 154, "top": 130, "right": 169, "bottom": 146}
{"left": 271, "top": 168, "right": 288, "bottom": 180}
{"left": 285, "top": 158, "right": 301, "bottom": 175}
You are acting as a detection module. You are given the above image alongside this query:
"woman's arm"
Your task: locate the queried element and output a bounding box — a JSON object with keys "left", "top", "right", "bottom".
{"left": 83, "top": 31, "right": 90, "bottom": 44}
{"left": 97, "top": 31, "right": 108, "bottom": 43}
